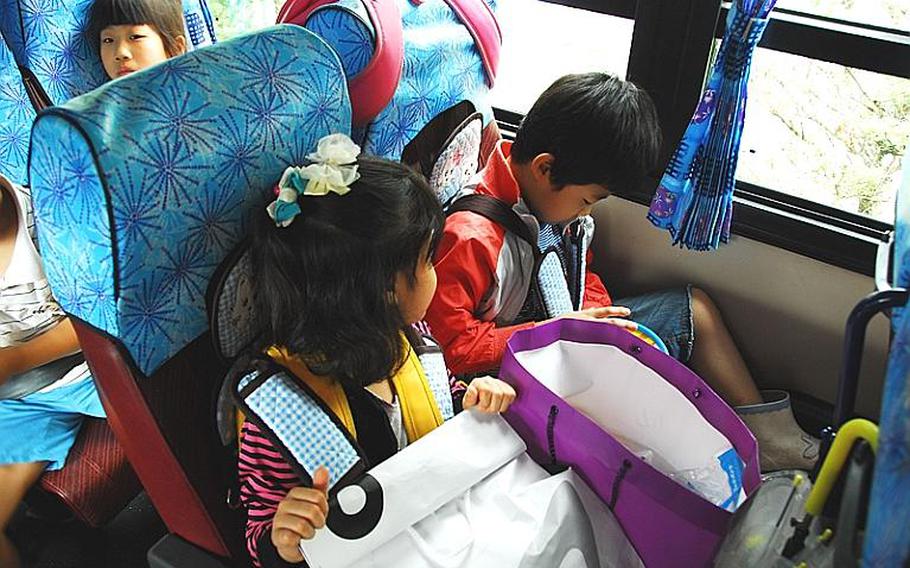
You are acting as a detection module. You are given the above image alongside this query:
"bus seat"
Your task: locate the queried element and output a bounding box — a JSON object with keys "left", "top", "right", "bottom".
{"left": 27, "top": 25, "right": 351, "bottom": 563}
{"left": 0, "top": 0, "right": 216, "bottom": 110}
{"left": 399, "top": 101, "right": 483, "bottom": 205}
{"left": 301, "top": 0, "right": 375, "bottom": 82}
{"left": 0, "top": 27, "right": 34, "bottom": 186}
{"left": 369, "top": 0, "right": 499, "bottom": 160}
{"left": 282, "top": 0, "right": 501, "bottom": 164}
{"left": 805, "top": 150, "right": 910, "bottom": 565}
{"left": 37, "top": 418, "right": 142, "bottom": 527}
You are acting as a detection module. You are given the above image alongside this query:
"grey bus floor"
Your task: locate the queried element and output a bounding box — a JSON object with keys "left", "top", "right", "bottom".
{"left": 9, "top": 491, "right": 165, "bottom": 568}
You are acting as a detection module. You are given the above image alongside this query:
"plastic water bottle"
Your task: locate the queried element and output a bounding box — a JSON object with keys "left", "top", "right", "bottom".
{"left": 667, "top": 448, "right": 745, "bottom": 512}
{"left": 631, "top": 442, "right": 745, "bottom": 511}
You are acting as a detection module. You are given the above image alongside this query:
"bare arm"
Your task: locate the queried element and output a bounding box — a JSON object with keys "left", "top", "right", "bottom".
{"left": 0, "top": 319, "right": 81, "bottom": 384}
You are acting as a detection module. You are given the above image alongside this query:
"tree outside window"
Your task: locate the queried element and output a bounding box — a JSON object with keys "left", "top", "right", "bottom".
{"left": 207, "top": 0, "right": 284, "bottom": 39}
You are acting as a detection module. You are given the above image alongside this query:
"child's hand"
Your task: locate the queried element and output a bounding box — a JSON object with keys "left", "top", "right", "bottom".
{"left": 554, "top": 306, "right": 637, "bottom": 330}
{"left": 463, "top": 377, "right": 517, "bottom": 414}
{"left": 271, "top": 467, "right": 330, "bottom": 563}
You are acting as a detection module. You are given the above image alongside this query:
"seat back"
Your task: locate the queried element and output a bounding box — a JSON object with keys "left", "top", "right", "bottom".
{"left": 28, "top": 25, "right": 351, "bottom": 559}
{"left": 0, "top": 0, "right": 216, "bottom": 109}
{"left": 363, "top": 0, "right": 495, "bottom": 159}
{"left": 282, "top": 0, "right": 499, "bottom": 162}
{"left": 38, "top": 418, "right": 142, "bottom": 527}
{"left": 0, "top": 27, "right": 34, "bottom": 185}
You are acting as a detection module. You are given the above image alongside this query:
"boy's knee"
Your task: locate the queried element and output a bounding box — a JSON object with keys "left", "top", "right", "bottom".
{"left": 691, "top": 286, "right": 710, "bottom": 307}
{"left": 690, "top": 287, "right": 720, "bottom": 327}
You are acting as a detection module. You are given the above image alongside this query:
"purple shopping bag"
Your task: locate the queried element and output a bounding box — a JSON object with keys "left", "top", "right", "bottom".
{"left": 500, "top": 319, "right": 760, "bottom": 568}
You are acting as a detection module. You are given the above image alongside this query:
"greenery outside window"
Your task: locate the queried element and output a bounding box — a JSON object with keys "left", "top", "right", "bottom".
{"left": 207, "top": 0, "right": 283, "bottom": 39}
{"left": 774, "top": 0, "right": 908, "bottom": 31}
{"left": 737, "top": 48, "right": 909, "bottom": 224}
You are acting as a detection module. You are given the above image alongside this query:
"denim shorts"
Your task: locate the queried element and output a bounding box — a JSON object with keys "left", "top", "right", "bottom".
{"left": 0, "top": 376, "right": 105, "bottom": 470}
{"left": 614, "top": 285, "right": 694, "bottom": 363}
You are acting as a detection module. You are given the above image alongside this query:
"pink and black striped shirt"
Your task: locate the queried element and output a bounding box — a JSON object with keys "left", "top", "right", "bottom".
{"left": 239, "top": 420, "right": 302, "bottom": 567}
{"left": 238, "top": 323, "right": 465, "bottom": 567}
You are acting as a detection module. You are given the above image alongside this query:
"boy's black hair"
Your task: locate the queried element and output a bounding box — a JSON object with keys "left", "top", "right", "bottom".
{"left": 86, "top": 0, "right": 186, "bottom": 57}
{"left": 252, "top": 156, "right": 444, "bottom": 389}
{"left": 511, "top": 72, "right": 662, "bottom": 194}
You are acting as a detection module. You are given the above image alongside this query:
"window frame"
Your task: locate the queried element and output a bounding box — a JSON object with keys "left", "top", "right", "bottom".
{"left": 494, "top": 0, "right": 909, "bottom": 276}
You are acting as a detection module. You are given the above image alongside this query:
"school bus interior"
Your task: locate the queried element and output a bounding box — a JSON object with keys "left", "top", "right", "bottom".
{"left": 0, "top": 0, "right": 907, "bottom": 565}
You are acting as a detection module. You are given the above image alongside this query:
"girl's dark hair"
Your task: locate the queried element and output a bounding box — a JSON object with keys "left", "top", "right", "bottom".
{"left": 511, "top": 72, "right": 662, "bottom": 195}
{"left": 252, "top": 156, "right": 444, "bottom": 388}
{"left": 87, "top": 0, "right": 186, "bottom": 57}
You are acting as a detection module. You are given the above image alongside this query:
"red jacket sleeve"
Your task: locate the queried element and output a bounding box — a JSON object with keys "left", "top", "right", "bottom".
{"left": 426, "top": 214, "right": 535, "bottom": 376}
{"left": 582, "top": 248, "right": 612, "bottom": 309}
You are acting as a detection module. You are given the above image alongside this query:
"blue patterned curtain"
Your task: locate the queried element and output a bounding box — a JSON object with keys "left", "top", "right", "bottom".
{"left": 647, "top": 0, "right": 776, "bottom": 250}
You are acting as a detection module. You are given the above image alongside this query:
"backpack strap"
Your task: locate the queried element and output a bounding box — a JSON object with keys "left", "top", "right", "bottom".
{"left": 448, "top": 194, "right": 581, "bottom": 319}
{"left": 232, "top": 361, "right": 369, "bottom": 493}
{"left": 224, "top": 332, "right": 455, "bottom": 473}
{"left": 406, "top": 328, "right": 455, "bottom": 421}
{"left": 279, "top": 0, "right": 404, "bottom": 127}
{"left": 232, "top": 362, "right": 390, "bottom": 535}
{"left": 447, "top": 193, "right": 535, "bottom": 246}
{"left": 534, "top": 250, "right": 577, "bottom": 317}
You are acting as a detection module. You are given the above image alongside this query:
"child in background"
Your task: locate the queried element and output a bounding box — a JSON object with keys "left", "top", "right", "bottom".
{"left": 88, "top": 0, "right": 187, "bottom": 81}
{"left": 0, "top": 4, "right": 186, "bottom": 564}
{"left": 239, "top": 134, "right": 516, "bottom": 567}
{"left": 426, "top": 72, "right": 818, "bottom": 472}
{"left": 0, "top": 176, "right": 106, "bottom": 567}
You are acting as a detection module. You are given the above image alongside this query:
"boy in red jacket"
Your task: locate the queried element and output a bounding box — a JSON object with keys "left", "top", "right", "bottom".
{"left": 426, "top": 72, "right": 818, "bottom": 471}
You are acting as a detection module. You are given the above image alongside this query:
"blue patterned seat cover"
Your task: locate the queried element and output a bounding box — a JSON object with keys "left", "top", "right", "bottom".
{"left": 0, "top": 0, "right": 217, "bottom": 106}
{"left": 0, "top": 28, "right": 34, "bottom": 185}
{"left": 28, "top": 25, "right": 351, "bottom": 376}
{"left": 864, "top": 149, "right": 910, "bottom": 566}
{"left": 303, "top": 0, "right": 496, "bottom": 160}
{"left": 305, "top": 0, "right": 374, "bottom": 80}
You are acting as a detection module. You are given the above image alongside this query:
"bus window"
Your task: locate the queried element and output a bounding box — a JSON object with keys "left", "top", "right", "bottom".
{"left": 738, "top": 48, "right": 910, "bottom": 224}
{"left": 490, "top": 0, "right": 633, "bottom": 114}
{"left": 775, "top": 0, "right": 908, "bottom": 31}
{"left": 206, "top": 0, "right": 283, "bottom": 39}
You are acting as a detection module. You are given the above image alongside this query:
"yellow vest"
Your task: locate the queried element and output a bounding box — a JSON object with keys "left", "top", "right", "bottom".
{"left": 264, "top": 336, "right": 445, "bottom": 444}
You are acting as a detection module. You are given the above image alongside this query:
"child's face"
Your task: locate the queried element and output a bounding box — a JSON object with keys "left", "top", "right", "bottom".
{"left": 540, "top": 183, "right": 612, "bottom": 224}
{"left": 519, "top": 153, "right": 611, "bottom": 224}
{"left": 395, "top": 246, "right": 438, "bottom": 325}
{"left": 99, "top": 24, "right": 174, "bottom": 80}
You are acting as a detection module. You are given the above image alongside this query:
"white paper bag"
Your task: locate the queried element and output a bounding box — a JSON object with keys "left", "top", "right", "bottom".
{"left": 342, "top": 456, "right": 642, "bottom": 568}
{"left": 300, "top": 412, "right": 526, "bottom": 568}
{"left": 300, "top": 412, "right": 643, "bottom": 568}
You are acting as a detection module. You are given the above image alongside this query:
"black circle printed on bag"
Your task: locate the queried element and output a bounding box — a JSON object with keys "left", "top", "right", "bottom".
{"left": 326, "top": 474, "right": 384, "bottom": 539}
